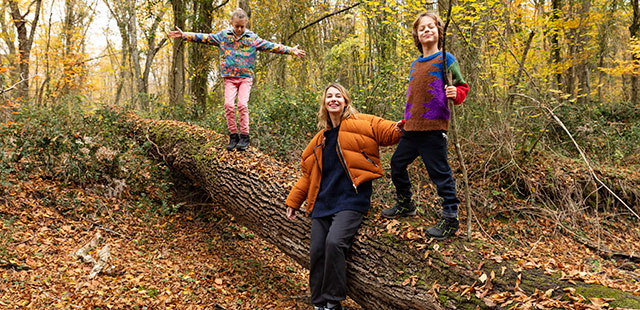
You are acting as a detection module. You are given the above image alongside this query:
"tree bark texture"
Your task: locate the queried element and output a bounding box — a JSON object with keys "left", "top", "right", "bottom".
{"left": 630, "top": 0, "right": 640, "bottom": 105}
{"left": 188, "top": 0, "right": 214, "bottom": 116}
{"left": 8, "top": 0, "right": 42, "bottom": 100}
{"left": 130, "top": 116, "right": 639, "bottom": 309}
{"left": 169, "top": 0, "right": 187, "bottom": 107}
{"left": 550, "top": 0, "right": 562, "bottom": 89}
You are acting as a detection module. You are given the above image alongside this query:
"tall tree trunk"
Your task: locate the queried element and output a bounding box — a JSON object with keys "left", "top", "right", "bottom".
{"left": 630, "top": 0, "right": 640, "bottom": 105}
{"left": 8, "top": 0, "right": 42, "bottom": 100}
{"left": 550, "top": 0, "right": 562, "bottom": 89}
{"left": 141, "top": 10, "right": 167, "bottom": 102}
{"left": 125, "top": 0, "right": 145, "bottom": 108}
{"left": 170, "top": 0, "right": 187, "bottom": 107}
{"left": 62, "top": 0, "right": 74, "bottom": 96}
{"left": 576, "top": 0, "right": 591, "bottom": 104}
{"left": 36, "top": 1, "right": 55, "bottom": 107}
{"left": 0, "top": 4, "right": 18, "bottom": 90}
{"left": 188, "top": 0, "right": 213, "bottom": 117}
{"left": 596, "top": 0, "right": 617, "bottom": 103}
{"left": 61, "top": 0, "right": 90, "bottom": 97}
{"left": 130, "top": 116, "right": 639, "bottom": 310}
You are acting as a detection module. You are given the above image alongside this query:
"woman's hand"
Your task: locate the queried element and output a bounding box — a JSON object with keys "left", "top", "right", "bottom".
{"left": 445, "top": 85, "right": 457, "bottom": 100}
{"left": 168, "top": 26, "right": 184, "bottom": 39}
{"left": 395, "top": 119, "right": 405, "bottom": 132}
{"left": 286, "top": 206, "right": 297, "bottom": 220}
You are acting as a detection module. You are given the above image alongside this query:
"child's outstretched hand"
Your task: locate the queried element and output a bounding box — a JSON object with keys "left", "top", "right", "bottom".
{"left": 445, "top": 85, "right": 457, "bottom": 100}
{"left": 291, "top": 45, "right": 307, "bottom": 59}
{"left": 168, "top": 27, "right": 184, "bottom": 39}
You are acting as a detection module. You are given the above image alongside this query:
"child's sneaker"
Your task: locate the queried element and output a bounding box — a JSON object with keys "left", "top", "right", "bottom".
{"left": 236, "top": 134, "right": 250, "bottom": 151}
{"left": 380, "top": 199, "right": 416, "bottom": 219}
{"left": 226, "top": 133, "right": 239, "bottom": 151}
{"left": 426, "top": 217, "right": 459, "bottom": 240}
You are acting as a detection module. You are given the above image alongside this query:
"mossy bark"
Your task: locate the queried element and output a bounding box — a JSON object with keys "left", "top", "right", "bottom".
{"left": 130, "top": 116, "right": 639, "bottom": 309}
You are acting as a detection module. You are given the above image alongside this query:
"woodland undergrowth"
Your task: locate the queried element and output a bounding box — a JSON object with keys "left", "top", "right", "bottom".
{"left": 1, "top": 97, "right": 639, "bottom": 308}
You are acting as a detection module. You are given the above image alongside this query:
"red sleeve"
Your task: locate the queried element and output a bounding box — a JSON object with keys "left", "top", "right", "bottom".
{"left": 454, "top": 83, "right": 470, "bottom": 105}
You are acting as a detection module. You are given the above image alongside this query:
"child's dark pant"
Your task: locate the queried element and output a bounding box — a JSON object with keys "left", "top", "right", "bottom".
{"left": 390, "top": 130, "right": 459, "bottom": 218}
{"left": 309, "top": 210, "right": 363, "bottom": 305}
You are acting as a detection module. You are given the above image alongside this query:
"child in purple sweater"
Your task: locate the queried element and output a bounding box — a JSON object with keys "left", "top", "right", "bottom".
{"left": 381, "top": 12, "right": 470, "bottom": 240}
{"left": 169, "top": 8, "right": 306, "bottom": 151}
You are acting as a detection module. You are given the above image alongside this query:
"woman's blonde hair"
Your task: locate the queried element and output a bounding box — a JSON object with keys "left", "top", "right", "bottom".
{"left": 317, "top": 83, "right": 358, "bottom": 130}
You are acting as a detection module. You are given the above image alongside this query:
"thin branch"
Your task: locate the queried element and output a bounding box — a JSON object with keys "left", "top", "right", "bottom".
{"left": 213, "top": 0, "right": 229, "bottom": 11}
{"left": 287, "top": 2, "right": 362, "bottom": 41}
{"left": 492, "top": 24, "right": 541, "bottom": 95}
{"left": 0, "top": 77, "right": 28, "bottom": 95}
{"left": 511, "top": 92, "right": 640, "bottom": 221}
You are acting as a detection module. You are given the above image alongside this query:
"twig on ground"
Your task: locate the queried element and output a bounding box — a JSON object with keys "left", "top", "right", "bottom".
{"left": 0, "top": 259, "right": 31, "bottom": 270}
{"left": 38, "top": 288, "right": 83, "bottom": 309}
{"left": 146, "top": 134, "right": 166, "bottom": 162}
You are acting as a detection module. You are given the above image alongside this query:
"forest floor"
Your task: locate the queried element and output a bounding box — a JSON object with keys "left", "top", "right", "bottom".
{"left": 2, "top": 166, "right": 640, "bottom": 309}
{"left": 1, "top": 105, "right": 640, "bottom": 309}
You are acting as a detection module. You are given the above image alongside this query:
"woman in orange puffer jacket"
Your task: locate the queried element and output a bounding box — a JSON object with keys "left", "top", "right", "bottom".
{"left": 285, "top": 83, "right": 403, "bottom": 310}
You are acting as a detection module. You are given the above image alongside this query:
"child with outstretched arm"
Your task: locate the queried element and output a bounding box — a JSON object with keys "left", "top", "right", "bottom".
{"left": 380, "top": 12, "right": 470, "bottom": 240}
{"left": 168, "top": 8, "right": 306, "bottom": 151}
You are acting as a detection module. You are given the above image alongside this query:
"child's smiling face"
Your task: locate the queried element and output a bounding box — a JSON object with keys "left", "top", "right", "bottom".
{"left": 416, "top": 16, "right": 439, "bottom": 48}
{"left": 230, "top": 17, "right": 248, "bottom": 36}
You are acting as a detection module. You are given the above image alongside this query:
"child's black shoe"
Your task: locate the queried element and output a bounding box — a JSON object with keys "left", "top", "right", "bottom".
{"left": 426, "top": 217, "right": 459, "bottom": 240}
{"left": 236, "top": 134, "right": 250, "bottom": 151}
{"left": 380, "top": 198, "right": 416, "bottom": 219}
{"left": 226, "top": 133, "right": 239, "bottom": 151}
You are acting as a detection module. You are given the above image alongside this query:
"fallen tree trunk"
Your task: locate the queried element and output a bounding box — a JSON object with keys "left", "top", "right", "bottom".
{"left": 130, "top": 116, "right": 640, "bottom": 309}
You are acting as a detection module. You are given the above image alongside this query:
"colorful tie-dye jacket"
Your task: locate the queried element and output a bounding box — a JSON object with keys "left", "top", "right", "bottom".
{"left": 183, "top": 29, "right": 294, "bottom": 78}
{"left": 404, "top": 51, "right": 470, "bottom": 132}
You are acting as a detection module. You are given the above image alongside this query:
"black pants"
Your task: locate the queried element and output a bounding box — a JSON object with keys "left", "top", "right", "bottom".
{"left": 390, "top": 130, "right": 459, "bottom": 218}
{"left": 309, "top": 210, "right": 364, "bottom": 305}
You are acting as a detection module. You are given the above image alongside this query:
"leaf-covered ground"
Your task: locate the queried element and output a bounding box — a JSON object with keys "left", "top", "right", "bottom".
{"left": 0, "top": 176, "right": 321, "bottom": 309}
{"left": 1, "top": 105, "right": 639, "bottom": 309}
{"left": 2, "top": 170, "right": 640, "bottom": 309}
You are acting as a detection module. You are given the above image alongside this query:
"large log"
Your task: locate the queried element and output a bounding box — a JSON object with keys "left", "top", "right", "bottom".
{"left": 130, "top": 116, "right": 640, "bottom": 309}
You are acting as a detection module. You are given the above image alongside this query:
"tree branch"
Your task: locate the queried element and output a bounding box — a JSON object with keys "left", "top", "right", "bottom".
{"left": 287, "top": 2, "right": 362, "bottom": 41}
{"left": 511, "top": 92, "right": 640, "bottom": 221}
{"left": 0, "top": 77, "right": 28, "bottom": 95}
{"left": 213, "top": 0, "right": 229, "bottom": 11}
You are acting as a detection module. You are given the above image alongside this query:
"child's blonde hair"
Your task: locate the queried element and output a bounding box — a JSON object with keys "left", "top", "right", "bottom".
{"left": 317, "top": 83, "right": 358, "bottom": 130}
{"left": 412, "top": 12, "right": 444, "bottom": 53}
{"left": 231, "top": 8, "right": 248, "bottom": 20}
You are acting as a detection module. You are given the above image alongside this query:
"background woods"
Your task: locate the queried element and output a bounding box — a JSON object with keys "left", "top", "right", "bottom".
{"left": 3, "top": 0, "right": 640, "bottom": 164}
{"left": 1, "top": 0, "right": 640, "bottom": 308}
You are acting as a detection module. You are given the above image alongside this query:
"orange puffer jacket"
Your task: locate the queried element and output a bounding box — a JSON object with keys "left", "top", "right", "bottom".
{"left": 285, "top": 114, "right": 402, "bottom": 215}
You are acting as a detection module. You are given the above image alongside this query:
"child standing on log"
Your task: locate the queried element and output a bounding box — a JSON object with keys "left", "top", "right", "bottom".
{"left": 285, "top": 83, "right": 402, "bottom": 310}
{"left": 168, "top": 8, "right": 306, "bottom": 151}
{"left": 380, "top": 12, "right": 470, "bottom": 240}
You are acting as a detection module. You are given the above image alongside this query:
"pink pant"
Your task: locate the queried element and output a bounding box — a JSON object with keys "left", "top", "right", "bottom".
{"left": 223, "top": 77, "right": 253, "bottom": 135}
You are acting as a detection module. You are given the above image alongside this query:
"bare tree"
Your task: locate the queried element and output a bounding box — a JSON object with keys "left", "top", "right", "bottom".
{"left": 169, "top": 0, "right": 186, "bottom": 107}
{"left": 188, "top": 0, "right": 214, "bottom": 116}
{"left": 61, "top": 0, "right": 93, "bottom": 96}
{"left": 7, "top": 0, "right": 42, "bottom": 100}
{"left": 630, "top": 0, "right": 640, "bottom": 104}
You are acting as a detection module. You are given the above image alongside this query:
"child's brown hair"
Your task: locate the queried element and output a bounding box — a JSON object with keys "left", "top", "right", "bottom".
{"left": 231, "top": 8, "right": 248, "bottom": 20}
{"left": 412, "top": 12, "right": 444, "bottom": 53}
